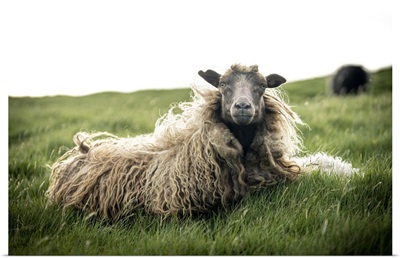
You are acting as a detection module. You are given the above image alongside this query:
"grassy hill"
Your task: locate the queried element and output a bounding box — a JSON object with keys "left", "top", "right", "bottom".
{"left": 8, "top": 67, "right": 392, "bottom": 255}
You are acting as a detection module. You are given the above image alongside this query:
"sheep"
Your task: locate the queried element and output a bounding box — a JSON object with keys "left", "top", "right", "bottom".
{"left": 331, "top": 65, "right": 369, "bottom": 95}
{"left": 46, "top": 64, "right": 355, "bottom": 221}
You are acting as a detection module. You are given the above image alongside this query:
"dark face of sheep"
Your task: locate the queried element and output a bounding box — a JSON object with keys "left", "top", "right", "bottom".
{"left": 198, "top": 65, "right": 286, "bottom": 126}
{"left": 198, "top": 64, "right": 287, "bottom": 154}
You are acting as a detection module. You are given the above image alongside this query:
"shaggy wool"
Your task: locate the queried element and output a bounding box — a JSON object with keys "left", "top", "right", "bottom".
{"left": 46, "top": 85, "right": 355, "bottom": 221}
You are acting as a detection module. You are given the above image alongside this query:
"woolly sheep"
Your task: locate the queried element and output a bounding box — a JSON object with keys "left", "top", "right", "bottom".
{"left": 46, "top": 64, "right": 355, "bottom": 221}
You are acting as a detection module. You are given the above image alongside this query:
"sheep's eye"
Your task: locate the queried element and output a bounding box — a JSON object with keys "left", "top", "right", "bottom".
{"left": 219, "top": 82, "right": 226, "bottom": 88}
{"left": 253, "top": 85, "right": 264, "bottom": 93}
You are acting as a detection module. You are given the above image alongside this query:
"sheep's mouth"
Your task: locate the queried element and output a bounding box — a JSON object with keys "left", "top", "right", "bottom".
{"left": 232, "top": 114, "right": 254, "bottom": 126}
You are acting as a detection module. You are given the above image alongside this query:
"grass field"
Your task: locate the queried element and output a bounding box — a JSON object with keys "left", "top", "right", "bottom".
{"left": 8, "top": 67, "right": 392, "bottom": 255}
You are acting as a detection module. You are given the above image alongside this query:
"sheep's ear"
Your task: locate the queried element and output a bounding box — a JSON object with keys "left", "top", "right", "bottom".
{"left": 266, "top": 74, "right": 286, "bottom": 88}
{"left": 198, "top": 69, "right": 221, "bottom": 87}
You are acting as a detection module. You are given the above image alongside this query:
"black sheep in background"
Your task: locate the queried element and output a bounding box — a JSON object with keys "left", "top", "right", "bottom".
{"left": 331, "top": 65, "right": 369, "bottom": 95}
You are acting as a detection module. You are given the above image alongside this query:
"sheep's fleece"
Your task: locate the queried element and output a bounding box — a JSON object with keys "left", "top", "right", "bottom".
{"left": 46, "top": 83, "right": 356, "bottom": 221}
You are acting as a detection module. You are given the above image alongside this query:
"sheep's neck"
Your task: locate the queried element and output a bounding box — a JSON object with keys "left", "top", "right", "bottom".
{"left": 228, "top": 124, "right": 257, "bottom": 156}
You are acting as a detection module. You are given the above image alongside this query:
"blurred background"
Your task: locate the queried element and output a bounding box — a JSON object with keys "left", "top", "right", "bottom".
{"left": 1, "top": 0, "right": 393, "bottom": 97}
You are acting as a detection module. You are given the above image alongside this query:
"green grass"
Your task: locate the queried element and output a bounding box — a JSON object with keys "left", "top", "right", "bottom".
{"left": 8, "top": 67, "right": 392, "bottom": 255}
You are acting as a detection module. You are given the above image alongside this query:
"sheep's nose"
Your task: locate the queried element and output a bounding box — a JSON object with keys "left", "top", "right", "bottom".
{"left": 234, "top": 101, "right": 251, "bottom": 110}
